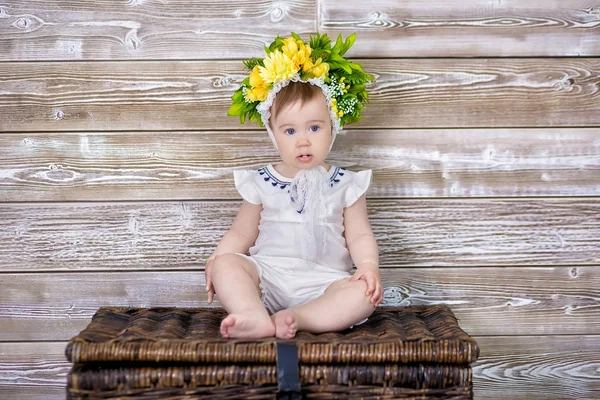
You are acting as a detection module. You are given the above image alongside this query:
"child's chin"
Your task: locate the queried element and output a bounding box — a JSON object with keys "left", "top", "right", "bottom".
{"left": 297, "top": 161, "right": 317, "bottom": 169}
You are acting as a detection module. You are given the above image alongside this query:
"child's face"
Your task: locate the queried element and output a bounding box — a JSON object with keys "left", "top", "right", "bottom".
{"left": 270, "top": 93, "right": 332, "bottom": 172}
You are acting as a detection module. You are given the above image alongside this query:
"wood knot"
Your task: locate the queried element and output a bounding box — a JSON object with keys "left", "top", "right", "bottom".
{"left": 212, "top": 77, "right": 232, "bottom": 88}
{"left": 10, "top": 14, "right": 44, "bottom": 32}
{"left": 270, "top": 6, "right": 284, "bottom": 22}
{"left": 14, "top": 17, "right": 29, "bottom": 29}
{"left": 359, "top": 12, "right": 395, "bottom": 29}
{"left": 569, "top": 267, "right": 578, "bottom": 278}
{"left": 553, "top": 77, "right": 575, "bottom": 92}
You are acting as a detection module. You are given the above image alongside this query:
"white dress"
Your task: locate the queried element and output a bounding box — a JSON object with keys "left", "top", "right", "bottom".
{"left": 233, "top": 164, "right": 372, "bottom": 314}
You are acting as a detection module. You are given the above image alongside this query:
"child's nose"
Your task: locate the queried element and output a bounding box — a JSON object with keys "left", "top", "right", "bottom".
{"left": 296, "top": 132, "right": 311, "bottom": 147}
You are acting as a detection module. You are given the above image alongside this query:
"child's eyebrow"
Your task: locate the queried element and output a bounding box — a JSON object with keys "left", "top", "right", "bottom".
{"left": 277, "top": 119, "right": 325, "bottom": 130}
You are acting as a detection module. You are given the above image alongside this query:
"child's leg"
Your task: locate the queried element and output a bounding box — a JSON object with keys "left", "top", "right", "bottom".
{"left": 210, "top": 253, "right": 275, "bottom": 338}
{"left": 271, "top": 278, "right": 375, "bottom": 339}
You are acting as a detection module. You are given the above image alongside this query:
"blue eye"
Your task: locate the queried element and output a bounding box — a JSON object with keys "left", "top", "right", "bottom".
{"left": 309, "top": 125, "right": 320, "bottom": 132}
{"left": 285, "top": 128, "right": 295, "bottom": 135}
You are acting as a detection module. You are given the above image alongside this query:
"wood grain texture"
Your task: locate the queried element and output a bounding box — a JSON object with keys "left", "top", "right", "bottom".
{"left": 0, "top": 342, "right": 71, "bottom": 400}
{"left": 1, "top": 59, "right": 598, "bottom": 132}
{"left": 1, "top": 1, "right": 599, "bottom": 60}
{"left": 0, "top": 342, "right": 68, "bottom": 400}
{"left": 1, "top": 336, "right": 599, "bottom": 400}
{"left": 473, "top": 336, "right": 600, "bottom": 399}
{"left": 0, "top": 0, "right": 316, "bottom": 61}
{"left": 1, "top": 267, "right": 598, "bottom": 340}
{"left": 1, "top": 199, "right": 599, "bottom": 271}
{"left": 321, "top": 0, "right": 600, "bottom": 57}
{"left": 1, "top": 129, "right": 599, "bottom": 201}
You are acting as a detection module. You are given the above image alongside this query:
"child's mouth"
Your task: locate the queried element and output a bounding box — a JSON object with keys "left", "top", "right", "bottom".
{"left": 297, "top": 154, "right": 313, "bottom": 163}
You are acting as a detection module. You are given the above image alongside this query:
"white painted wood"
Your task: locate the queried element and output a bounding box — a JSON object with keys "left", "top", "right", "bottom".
{"left": 1, "top": 128, "right": 599, "bottom": 201}
{"left": 1, "top": 199, "right": 599, "bottom": 271}
{"left": 0, "top": 0, "right": 316, "bottom": 60}
{"left": 1, "top": 267, "right": 598, "bottom": 340}
{"left": 321, "top": 0, "right": 600, "bottom": 57}
{"left": 1, "top": 59, "right": 599, "bottom": 131}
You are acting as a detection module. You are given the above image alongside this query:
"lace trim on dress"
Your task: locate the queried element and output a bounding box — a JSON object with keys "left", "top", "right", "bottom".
{"left": 288, "top": 167, "right": 330, "bottom": 267}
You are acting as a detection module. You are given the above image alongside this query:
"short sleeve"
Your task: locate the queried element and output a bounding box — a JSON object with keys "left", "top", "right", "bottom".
{"left": 233, "top": 170, "right": 262, "bottom": 205}
{"left": 345, "top": 169, "right": 373, "bottom": 208}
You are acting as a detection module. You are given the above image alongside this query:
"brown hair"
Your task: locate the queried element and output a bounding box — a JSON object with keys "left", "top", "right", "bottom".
{"left": 270, "top": 82, "right": 323, "bottom": 121}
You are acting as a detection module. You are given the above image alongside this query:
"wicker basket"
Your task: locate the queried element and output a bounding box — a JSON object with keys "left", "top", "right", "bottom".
{"left": 65, "top": 305, "right": 479, "bottom": 399}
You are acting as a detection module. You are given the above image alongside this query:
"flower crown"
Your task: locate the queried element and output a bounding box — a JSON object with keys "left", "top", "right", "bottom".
{"left": 228, "top": 32, "right": 373, "bottom": 130}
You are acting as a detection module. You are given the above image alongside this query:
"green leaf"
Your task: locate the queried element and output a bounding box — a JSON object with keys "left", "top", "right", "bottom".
{"left": 299, "top": 70, "right": 310, "bottom": 81}
{"left": 228, "top": 102, "right": 244, "bottom": 116}
{"left": 331, "top": 34, "right": 344, "bottom": 55}
{"left": 348, "top": 84, "right": 365, "bottom": 94}
{"left": 291, "top": 32, "right": 302, "bottom": 41}
{"left": 232, "top": 88, "right": 244, "bottom": 102}
{"left": 339, "top": 33, "right": 356, "bottom": 56}
{"left": 310, "top": 32, "right": 331, "bottom": 51}
{"left": 328, "top": 53, "right": 346, "bottom": 62}
{"left": 243, "top": 57, "right": 264, "bottom": 70}
{"left": 311, "top": 45, "right": 330, "bottom": 61}
{"left": 268, "top": 36, "right": 284, "bottom": 52}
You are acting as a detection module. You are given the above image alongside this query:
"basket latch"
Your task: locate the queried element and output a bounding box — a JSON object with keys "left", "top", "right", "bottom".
{"left": 276, "top": 341, "right": 301, "bottom": 399}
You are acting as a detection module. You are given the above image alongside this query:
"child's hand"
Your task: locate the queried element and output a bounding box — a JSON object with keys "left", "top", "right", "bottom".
{"left": 350, "top": 263, "right": 383, "bottom": 306}
{"left": 205, "top": 258, "right": 215, "bottom": 304}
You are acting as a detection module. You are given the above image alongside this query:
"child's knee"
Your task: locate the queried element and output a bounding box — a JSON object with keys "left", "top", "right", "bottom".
{"left": 346, "top": 279, "right": 376, "bottom": 307}
{"left": 211, "top": 254, "right": 256, "bottom": 281}
{"left": 210, "top": 253, "right": 240, "bottom": 278}
{"left": 333, "top": 278, "right": 369, "bottom": 297}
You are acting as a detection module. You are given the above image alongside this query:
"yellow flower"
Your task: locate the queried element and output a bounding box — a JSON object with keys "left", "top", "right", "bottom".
{"left": 282, "top": 38, "right": 312, "bottom": 70}
{"left": 281, "top": 38, "right": 299, "bottom": 58}
{"left": 331, "top": 98, "right": 338, "bottom": 112}
{"left": 331, "top": 98, "right": 343, "bottom": 117}
{"left": 303, "top": 57, "right": 329, "bottom": 79}
{"left": 245, "top": 86, "right": 269, "bottom": 102}
{"left": 249, "top": 65, "right": 266, "bottom": 89}
{"left": 293, "top": 46, "right": 311, "bottom": 69}
{"left": 259, "top": 50, "right": 298, "bottom": 84}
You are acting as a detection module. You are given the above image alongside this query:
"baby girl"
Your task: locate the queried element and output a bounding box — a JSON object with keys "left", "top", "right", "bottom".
{"left": 205, "top": 32, "right": 382, "bottom": 339}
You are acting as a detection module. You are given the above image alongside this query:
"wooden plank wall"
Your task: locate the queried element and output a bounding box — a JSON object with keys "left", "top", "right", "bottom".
{"left": 1, "top": 1, "right": 599, "bottom": 398}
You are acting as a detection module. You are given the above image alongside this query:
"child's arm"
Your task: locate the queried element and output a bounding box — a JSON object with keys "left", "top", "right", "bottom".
{"left": 344, "top": 194, "right": 382, "bottom": 305}
{"left": 205, "top": 200, "right": 262, "bottom": 303}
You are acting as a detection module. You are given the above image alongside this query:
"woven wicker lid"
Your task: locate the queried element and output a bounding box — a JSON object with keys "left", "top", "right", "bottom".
{"left": 65, "top": 305, "right": 479, "bottom": 365}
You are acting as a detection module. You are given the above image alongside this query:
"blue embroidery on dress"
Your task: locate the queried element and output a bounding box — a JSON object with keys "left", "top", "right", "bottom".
{"left": 258, "top": 166, "right": 346, "bottom": 190}
{"left": 258, "top": 167, "right": 289, "bottom": 190}
{"left": 329, "top": 167, "right": 346, "bottom": 187}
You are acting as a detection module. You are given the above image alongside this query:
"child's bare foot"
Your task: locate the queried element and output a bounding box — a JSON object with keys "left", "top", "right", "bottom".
{"left": 220, "top": 311, "right": 275, "bottom": 339}
{"left": 271, "top": 310, "right": 298, "bottom": 339}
